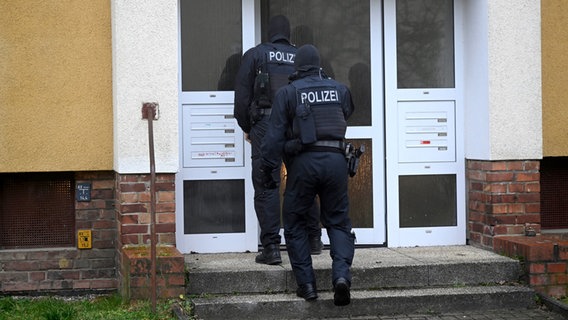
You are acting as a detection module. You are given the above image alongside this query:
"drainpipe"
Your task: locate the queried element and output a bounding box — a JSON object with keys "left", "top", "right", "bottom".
{"left": 142, "top": 102, "right": 159, "bottom": 313}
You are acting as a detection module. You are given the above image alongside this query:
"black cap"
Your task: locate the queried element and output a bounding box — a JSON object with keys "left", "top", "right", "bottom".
{"left": 268, "top": 15, "right": 290, "bottom": 41}
{"left": 294, "top": 44, "right": 321, "bottom": 69}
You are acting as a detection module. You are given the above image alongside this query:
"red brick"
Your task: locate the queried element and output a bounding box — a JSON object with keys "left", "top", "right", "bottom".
{"left": 91, "top": 279, "right": 117, "bottom": 289}
{"left": 523, "top": 161, "right": 540, "bottom": 171}
{"left": 486, "top": 172, "right": 514, "bottom": 182}
{"left": 530, "top": 263, "right": 546, "bottom": 274}
{"left": 507, "top": 183, "right": 525, "bottom": 193}
{"left": 525, "top": 182, "right": 540, "bottom": 193}
{"left": 506, "top": 161, "right": 524, "bottom": 171}
{"left": 516, "top": 172, "right": 540, "bottom": 182}
{"left": 166, "top": 274, "right": 186, "bottom": 286}
{"left": 158, "top": 191, "right": 175, "bottom": 203}
{"left": 158, "top": 213, "right": 175, "bottom": 224}
{"left": 545, "top": 285, "right": 567, "bottom": 298}
{"left": 120, "top": 183, "right": 147, "bottom": 193}
{"left": 516, "top": 193, "right": 540, "bottom": 203}
{"left": 156, "top": 202, "right": 175, "bottom": 213}
{"left": 547, "top": 262, "right": 567, "bottom": 274}
{"left": 525, "top": 203, "right": 541, "bottom": 213}
{"left": 553, "top": 273, "right": 568, "bottom": 285}
{"left": 73, "top": 280, "right": 92, "bottom": 289}
{"left": 156, "top": 182, "right": 175, "bottom": 192}
{"left": 530, "top": 274, "right": 549, "bottom": 286}
{"left": 122, "top": 225, "right": 149, "bottom": 234}
{"left": 491, "top": 204, "right": 509, "bottom": 214}
{"left": 527, "top": 244, "right": 555, "bottom": 261}
{"left": 156, "top": 223, "right": 175, "bottom": 233}
{"left": 489, "top": 183, "right": 507, "bottom": 193}
{"left": 120, "top": 203, "right": 147, "bottom": 214}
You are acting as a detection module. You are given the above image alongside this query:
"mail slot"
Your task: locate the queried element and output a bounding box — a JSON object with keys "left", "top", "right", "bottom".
{"left": 182, "top": 104, "right": 244, "bottom": 167}
{"left": 398, "top": 101, "right": 456, "bottom": 163}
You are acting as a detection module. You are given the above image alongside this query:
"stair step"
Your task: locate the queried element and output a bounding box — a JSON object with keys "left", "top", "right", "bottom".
{"left": 185, "top": 246, "right": 522, "bottom": 294}
{"left": 190, "top": 285, "right": 536, "bottom": 320}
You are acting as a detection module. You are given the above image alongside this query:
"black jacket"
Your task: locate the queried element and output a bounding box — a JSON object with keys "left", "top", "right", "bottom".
{"left": 233, "top": 36, "right": 296, "bottom": 133}
{"left": 261, "top": 68, "right": 354, "bottom": 169}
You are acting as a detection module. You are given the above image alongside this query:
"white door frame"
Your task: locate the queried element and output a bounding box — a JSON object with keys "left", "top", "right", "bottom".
{"left": 384, "top": 0, "right": 466, "bottom": 247}
{"left": 176, "top": 0, "right": 389, "bottom": 253}
{"left": 175, "top": 0, "right": 258, "bottom": 253}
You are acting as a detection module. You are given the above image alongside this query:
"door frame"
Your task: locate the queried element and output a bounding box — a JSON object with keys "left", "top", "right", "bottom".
{"left": 383, "top": 0, "right": 466, "bottom": 247}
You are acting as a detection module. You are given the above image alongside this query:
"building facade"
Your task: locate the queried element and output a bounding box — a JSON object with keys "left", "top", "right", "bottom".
{"left": 0, "top": 0, "right": 567, "bottom": 295}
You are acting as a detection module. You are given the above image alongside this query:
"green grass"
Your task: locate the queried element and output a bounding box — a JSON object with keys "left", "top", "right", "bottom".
{"left": 0, "top": 294, "right": 188, "bottom": 320}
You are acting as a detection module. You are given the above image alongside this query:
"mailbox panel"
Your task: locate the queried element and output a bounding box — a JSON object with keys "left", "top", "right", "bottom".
{"left": 182, "top": 104, "right": 244, "bottom": 167}
{"left": 398, "top": 101, "right": 455, "bottom": 163}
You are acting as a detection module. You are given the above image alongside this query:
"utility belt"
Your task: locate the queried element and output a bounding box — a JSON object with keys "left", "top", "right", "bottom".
{"left": 295, "top": 140, "right": 345, "bottom": 154}
{"left": 308, "top": 140, "right": 345, "bottom": 150}
{"left": 249, "top": 103, "right": 272, "bottom": 125}
{"left": 285, "top": 139, "right": 365, "bottom": 177}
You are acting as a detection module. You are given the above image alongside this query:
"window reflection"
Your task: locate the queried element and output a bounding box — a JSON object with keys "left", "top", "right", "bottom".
{"left": 180, "top": 0, "right": 242, "bottom": 91}
{"left": 396, "top": 0, "right": 455, "bottom": 88}
{"left": 262, "top": 0, "right": 371, "bottom": 126}
{"left": 399, "top": 174, "right": 457, "bottom": 228}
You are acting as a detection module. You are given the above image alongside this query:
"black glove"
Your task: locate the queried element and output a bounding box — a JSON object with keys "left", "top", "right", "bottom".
{"left": 260, "top": 166, "right": 279, "bottom": 189}
{"left": 284, "top": 139, "right": 303, "bottom": 155}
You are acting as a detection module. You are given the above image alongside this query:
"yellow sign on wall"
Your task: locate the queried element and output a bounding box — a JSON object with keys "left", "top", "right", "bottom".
{"left": 78, "top": 230, "right": 92, "bottom": 249}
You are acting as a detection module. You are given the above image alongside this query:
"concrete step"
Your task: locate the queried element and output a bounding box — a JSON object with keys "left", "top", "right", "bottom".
{"left": 184, "top": 246, "right": 535, "bottom": 319}
{"left": 189, "top": 285, "right": 535, "bottom": 320}
{"left": 185, "top": 246, "right": 523, "bottom": 294}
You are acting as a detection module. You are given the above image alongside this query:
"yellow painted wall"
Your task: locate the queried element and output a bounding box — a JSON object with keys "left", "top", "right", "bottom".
{"left": 0, "top": 1, "right": 112, "bottom": 172}
{"left": 542, "top": 0, "right": 568, "bottom": 157}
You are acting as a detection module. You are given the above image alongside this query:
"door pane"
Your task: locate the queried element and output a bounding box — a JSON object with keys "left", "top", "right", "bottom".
{"left": 348, "top": 139, "right": 373, "bottom": 228}
{"left": 180, "top": 0, "right": 242, "bottom": 91}
{"left": 184, "top": 180, "right": 245, "bottom": 234}
{"left": 396, "top": 0, "right": 454, "bottom": 88}
{"left": 261, "top": 0, "right": 371, "bottom": 126}
{"left": 399, "top": 174, "right": 457, "bottom": 228}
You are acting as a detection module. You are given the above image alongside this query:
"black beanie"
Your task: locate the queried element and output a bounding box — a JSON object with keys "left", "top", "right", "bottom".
{"left": 294, "top": 44, "right": 321, "bottom": 69}
{"left": 268, "top": 15, "right": 290, "bottom": 41}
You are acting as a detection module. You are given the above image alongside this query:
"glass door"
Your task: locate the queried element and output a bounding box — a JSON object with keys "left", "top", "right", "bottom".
{"left": 261, "top": 0, "right": 386, "bottom": 246}
{"left": 384, "top": 0, "right": 466, "bottom": 247}
{"left": 176, "top": 0, "right": 258, "bottom": 253}
{"left": 176, "top": 0, "right": 387, "bottom": 253}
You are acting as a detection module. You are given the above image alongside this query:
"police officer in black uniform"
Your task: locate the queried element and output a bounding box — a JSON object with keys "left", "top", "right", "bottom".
{"left": 234, "top": 16, "right": 323, "bottom": 265}
{"left": 260, "top": 44, "right": 355, "bottom": 306}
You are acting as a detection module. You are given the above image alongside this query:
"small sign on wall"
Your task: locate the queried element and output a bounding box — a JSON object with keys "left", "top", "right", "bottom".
{"left": 76, "top": 182, "right": 91, "bottom": 202}
{"left": 78, "top": 230, "right": 92, "bottom": 249}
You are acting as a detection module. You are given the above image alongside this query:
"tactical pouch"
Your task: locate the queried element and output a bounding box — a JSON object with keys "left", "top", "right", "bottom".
{"left": 295, "top": 104, "right": 317, "bottom": 144}
{"left": 254, "top": 72, "right": 271, "bottom": 108}
{"left": 249, "top": 101, "right": 262, "bottom": 124}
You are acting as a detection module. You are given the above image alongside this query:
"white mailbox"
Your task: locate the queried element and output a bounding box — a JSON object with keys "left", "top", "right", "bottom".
{"left": 398, "top": 101, "right": 455, "bottom": 163}
{"left": 182, "top": 104, "right": 244, "bottom": 168}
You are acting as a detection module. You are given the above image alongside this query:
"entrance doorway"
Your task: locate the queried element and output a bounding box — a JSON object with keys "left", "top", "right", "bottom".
{"left": 176, "top": 0, "right": 464, "bottom": 253}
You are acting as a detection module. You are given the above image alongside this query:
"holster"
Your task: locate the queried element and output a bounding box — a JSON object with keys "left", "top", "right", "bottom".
{"left": 345, "top": 143, "right": 365, "bottom": 177}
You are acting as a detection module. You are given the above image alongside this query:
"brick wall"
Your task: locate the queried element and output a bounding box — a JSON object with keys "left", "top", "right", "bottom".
{"left": 115, "top": 173, "right": 176, "bottom": 248}
{"left": 0, "top": 171, "right": 117, "bottom": 294}
{"left": 494, "top": 235, "right": 568, "bottom": 297}
{"left": 115, "top": 173, "right": 183, "bottom": 299}
{"left": 467, "top": 160, "right": 541, "bottom": 249}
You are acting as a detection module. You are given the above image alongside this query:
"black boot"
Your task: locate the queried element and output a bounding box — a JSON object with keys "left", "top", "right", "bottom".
{"left": 333, "top": 277, "right": 351, "bottom": 306}
{"left": 296, "top": 282, "right": 318, "bottom": 301}
{"left": 255, "top": 244, "right": 282, "bottom": 265}
{"left": 309, "top": 235, "right": 323, "bottom": 255}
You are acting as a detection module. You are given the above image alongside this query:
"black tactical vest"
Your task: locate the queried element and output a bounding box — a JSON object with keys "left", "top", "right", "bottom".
{"left": 291, "top": 77, "right": 347, "bottom": 143}
{"left": 254, "top": 43, "right": 296, "bottom": 107}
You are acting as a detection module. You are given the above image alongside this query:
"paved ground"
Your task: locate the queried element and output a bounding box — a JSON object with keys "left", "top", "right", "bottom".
{"left": 301, "top": 307, "right": 566, "bottom": 319}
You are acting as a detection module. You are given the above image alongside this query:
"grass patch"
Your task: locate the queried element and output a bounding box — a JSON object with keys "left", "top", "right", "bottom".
{"left": 0, "top": 294, "right": 187, "bottom": 320}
